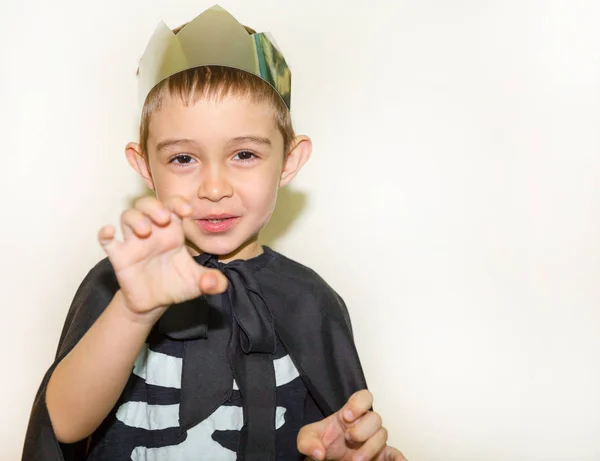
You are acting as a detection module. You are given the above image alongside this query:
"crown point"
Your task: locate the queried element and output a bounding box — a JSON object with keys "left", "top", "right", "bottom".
{"left": 137, "top": 5, "right": 291, "bottom": 109}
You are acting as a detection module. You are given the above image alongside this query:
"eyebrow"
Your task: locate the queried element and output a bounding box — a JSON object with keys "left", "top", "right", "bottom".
{"left": 227, "top": 136, "right": 272, "bottom": 147}
{"left": 155, "top": 138, "right": 198, "bottom": 152}
{"left": 155, "top": 136, "right": 272, "bottom": 153}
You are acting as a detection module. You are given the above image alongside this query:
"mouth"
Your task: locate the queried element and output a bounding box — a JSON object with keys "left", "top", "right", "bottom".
{"left": 195, "top": 214, "right": 240, "bottom": 233}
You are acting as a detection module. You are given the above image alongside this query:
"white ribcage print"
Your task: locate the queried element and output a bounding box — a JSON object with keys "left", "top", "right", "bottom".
{"left": 115, "top": 344, "right": 300, "bottom": 460}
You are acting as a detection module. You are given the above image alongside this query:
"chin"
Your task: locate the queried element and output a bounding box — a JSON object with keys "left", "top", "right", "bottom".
{"left": 188, "top": 234, "right": 260, "bottom": 261}
{"left": 202, "top": 241, "right": 241, "bottom": 256}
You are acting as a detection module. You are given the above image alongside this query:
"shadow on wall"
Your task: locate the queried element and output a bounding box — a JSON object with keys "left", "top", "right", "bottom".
{"left": 126, "top": 184, "right": 308, "bottom": 250}
{"left": 260, "top": 186, "right": 307, "bottom": 248}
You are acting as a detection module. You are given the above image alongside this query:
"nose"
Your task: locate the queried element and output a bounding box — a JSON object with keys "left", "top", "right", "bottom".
{"left": 197, "top": 164, "right": 234, "bottom": 202}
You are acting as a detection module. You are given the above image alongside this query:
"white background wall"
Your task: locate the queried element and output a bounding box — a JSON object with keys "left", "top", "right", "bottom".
{"left": 1, "top": 0, "right": 599, "bottom": 460}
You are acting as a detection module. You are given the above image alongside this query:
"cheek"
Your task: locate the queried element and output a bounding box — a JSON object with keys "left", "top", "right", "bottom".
{"left": 152, "top": 171, "right": 198, "bottom": 200}
{"left": 239, "top": 171, "right": 280, "bottom": 215}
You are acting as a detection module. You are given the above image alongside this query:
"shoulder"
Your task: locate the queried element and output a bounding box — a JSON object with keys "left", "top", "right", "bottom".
{"left": 70, "top": 256, "right": 119, "bottom": 310}
{"left": 73, "top": 257, "right": 119, "bottom": 299}
{"left": 262, "top": 248, "right": 352, "bottom": 336}
{"left": 55, "top": 257, "right": 119, "bottom": 357}
{"left": 262, "top": 247, "right": 335, "bottom": 292}
{"left": 264, "top": 248, "right": 350, "bottom": 325}
{"left": 85, "top": 256, "right": 116, "bottom": 281}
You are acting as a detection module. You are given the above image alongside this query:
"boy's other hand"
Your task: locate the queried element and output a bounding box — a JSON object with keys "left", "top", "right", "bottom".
{"left": 98, "top": 196, "right": 227, "bottom": 322}
{"left": 297, "top": 389, "right": 407, "bottom": 461}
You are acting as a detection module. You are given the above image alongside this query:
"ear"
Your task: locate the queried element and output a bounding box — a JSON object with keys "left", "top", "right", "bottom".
{"left": 279, "top": 135, "right": 312, "bottom": 187}
{"left": 125, "top": 142, "right": 155, "bottom": 190}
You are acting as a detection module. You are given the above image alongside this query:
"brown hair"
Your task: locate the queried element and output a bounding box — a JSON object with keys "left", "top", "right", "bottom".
{"left": 138, "top": 24, "right": 295, "bottom": 157}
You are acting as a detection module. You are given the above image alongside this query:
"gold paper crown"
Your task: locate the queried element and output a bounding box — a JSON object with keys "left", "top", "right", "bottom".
{"left": 137, "top": 5, "right": 291, "bottom": 109}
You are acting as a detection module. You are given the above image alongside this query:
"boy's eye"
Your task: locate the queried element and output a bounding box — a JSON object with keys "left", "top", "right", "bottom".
{"left": 233, "top": 151, "right": 257, "bottom": 162}
{"left": 170, "top": 154, "right": 195, "bottom": 165}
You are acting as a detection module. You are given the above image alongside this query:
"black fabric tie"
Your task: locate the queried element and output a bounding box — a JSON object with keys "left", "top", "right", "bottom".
{"left": 158, "top": 252, "right": 278, "bottom": 461}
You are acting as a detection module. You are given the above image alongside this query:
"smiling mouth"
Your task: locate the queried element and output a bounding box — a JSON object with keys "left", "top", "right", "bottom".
{"left": 195, "top": 215, "right": 240, "bottom": 233}
{"left": 201, "top": 214, "right": 237, "bottom": 221}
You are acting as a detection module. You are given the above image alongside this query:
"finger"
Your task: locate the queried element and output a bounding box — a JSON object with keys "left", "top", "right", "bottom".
{"left": 163, "top": 196, "right": 193, "bottom": 219}
{"left": 98, "top": 225, "right": 123, "bottom": 256}
{"left": 297, "top": 420, "right": 327, "bottom": 461}
{"left": 346, "top": 411, "right": 382, "bottom": 443}
{"left": 340, "top": 389, "right": 373, "bottom": 425}
{"left": 353, "top": 427, "right": 388, "bottom": 461}
{"left": 380, "top": 446, "right": 408, "bottom": 461}
{"left": 198, "top": 268, "right": 228, "bottom": 295}
{"left": 121, "top": 208, "right": 152, "bottom": 239}
{"left": 134, "top": 196, "right": 172, "bottom": 226}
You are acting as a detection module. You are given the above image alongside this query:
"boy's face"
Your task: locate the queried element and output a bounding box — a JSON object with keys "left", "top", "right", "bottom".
{"left": 127, "top": 93, "right": 310, "bottom": 261}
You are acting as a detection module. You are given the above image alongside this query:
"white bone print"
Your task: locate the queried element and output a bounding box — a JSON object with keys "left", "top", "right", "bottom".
{"left": 119, "top": 344, "right": 300, "bottom": 460}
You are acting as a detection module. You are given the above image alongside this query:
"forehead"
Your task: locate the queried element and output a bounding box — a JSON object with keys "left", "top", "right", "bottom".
{"left": 147, "top": 93, "right": 281, "bottom": 146}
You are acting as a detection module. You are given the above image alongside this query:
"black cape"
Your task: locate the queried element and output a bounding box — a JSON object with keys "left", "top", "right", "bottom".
{"left": 22, "top": 246, "right": 367, "bottom": 460}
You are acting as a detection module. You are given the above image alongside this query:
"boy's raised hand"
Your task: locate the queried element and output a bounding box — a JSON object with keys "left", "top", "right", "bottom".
{"left": 297, "top": 390, "right": 407, "bottom": 461}
{"left": 98, "top": 196, "right": 227, "bottom": 322}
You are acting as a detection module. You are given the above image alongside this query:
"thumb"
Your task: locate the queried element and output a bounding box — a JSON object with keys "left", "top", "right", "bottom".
{"left": 197, "top": 267, "right": 228, "bottom": 295}
{"left": 297, "top": 420, "right": 327, "bottom": 460}
{"left": 381, "top": 446, "right": 408, "bottom": 461}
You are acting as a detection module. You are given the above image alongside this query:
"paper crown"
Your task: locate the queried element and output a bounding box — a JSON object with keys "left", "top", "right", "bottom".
{"left": 137, "top": 5, "right": 291, "bottom": 109}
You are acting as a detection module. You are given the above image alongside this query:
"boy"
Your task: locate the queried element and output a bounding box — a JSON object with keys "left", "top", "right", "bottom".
{"left": 22, "top": 6, "right": 406, "bottom": 461}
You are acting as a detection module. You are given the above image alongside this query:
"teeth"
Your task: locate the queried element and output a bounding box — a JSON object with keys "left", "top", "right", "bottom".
{"left": 208, "top": 219, "right": 225, "bottom": 223}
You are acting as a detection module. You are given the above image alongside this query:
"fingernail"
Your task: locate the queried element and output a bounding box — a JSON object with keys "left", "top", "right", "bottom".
{"left": 344, "top": 410, "right": 354, "bottom": 421}
{"left": 354, "top": 456, "right": 364, "bottom": 461}
{"left": 345, "top": 430, "right": 352, "bottom": 441}
{"left": 312, "top": 449, "right": 323, "bottom": 460}
{"left": 182, "top": 203, "right": 192, "bottom": 213}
